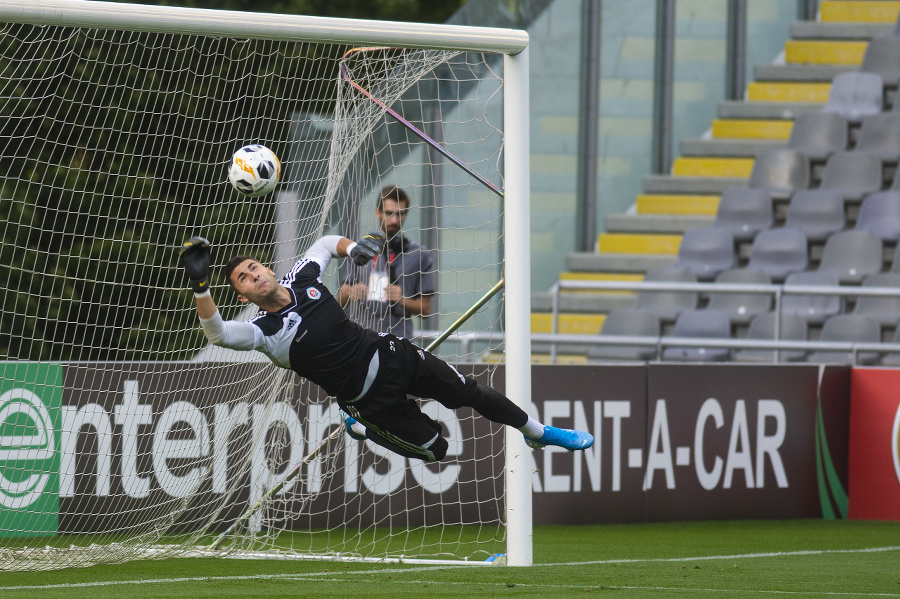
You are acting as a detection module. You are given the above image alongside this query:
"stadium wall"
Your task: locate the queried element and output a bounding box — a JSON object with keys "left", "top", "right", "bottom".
{"left": 6, "top": 361, "right": 894, "bottom": 536}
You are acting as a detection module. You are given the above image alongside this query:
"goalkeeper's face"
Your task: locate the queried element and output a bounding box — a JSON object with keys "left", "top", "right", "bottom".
{"left": 229, "top": 258, "right": 281, "bottom": 304}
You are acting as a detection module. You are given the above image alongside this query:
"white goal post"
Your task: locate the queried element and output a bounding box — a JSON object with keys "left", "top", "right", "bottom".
{"left": 0, "top": 0, "right": 531, "bottom": 569}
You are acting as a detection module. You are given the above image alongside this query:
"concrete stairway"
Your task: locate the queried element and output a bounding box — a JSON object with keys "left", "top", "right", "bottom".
{"left": 530, "top": 1, "right": 900, "bottom": 358}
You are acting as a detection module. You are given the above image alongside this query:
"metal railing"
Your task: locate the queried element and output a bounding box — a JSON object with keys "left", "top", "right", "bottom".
{"left": 540, "top": 278, "right": 900, "bottom": 364}
{"left": 410, "top": 277, "right": 900, "bottom": 365}
{"left": 414, "top": 327, "right": 900, "bottom": 366}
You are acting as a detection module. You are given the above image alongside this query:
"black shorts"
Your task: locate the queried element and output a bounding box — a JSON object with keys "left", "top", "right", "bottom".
{"left": 340, "top": 333, "right": 474, "bottom": 460}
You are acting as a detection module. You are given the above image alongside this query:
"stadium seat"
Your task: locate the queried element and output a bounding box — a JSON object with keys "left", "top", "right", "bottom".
{"left": 805, "top": 314, "right": 881, "bottom": 365}
{"left": 819, "top": 151, "right": 884, "bottom": 203}
{"left": 822, "top": 72, "right": 884, "bottom": 124}
{"left": 854, "top": 191, "right": 900, "bottom": 242}
{"left": 856, "top": 113, "right": 900, "bottom": 164}
{"left": 748, "top": 148, "right": 811, "bottom": 200}
{"left": 890, "top": 243, "right": 900, "bottom": 272}
{"left": 787, "top": 111, "right": 849, "bottom": 163}
{"left": 671, "top": 226, "right": 735, "bottom": 282}
{"left": 878, "top": 326, "right": 900, "bottom": 366}
{"left": 587, "top": 308, "right": 660, "bottom": 361}
{"left": 661, "top": 309, "right": 731, "bottom": 362}
{"left": 732, "top": 312, "right": 809, "bottom": 363}
{"left": 746, "top": 227, "right": 809, "bottom": 283}
{"left": 817, "top": 230, "right": 884, "bottom": 285}
{"left": 852, "top": 272, "right": 900, "bottom": 328}
{"left": 861, "top": 35, "right": 900, "bottom": 91}
{"left": 634, "top": 267, "right": 699, "bottom": 324}
{"left": 783, "top": 189, "right": 846, "bottom": 244}
{"left": 713, "top": 187, "right": 773, "bottom": 243}
{"left": 705, "top": 268, "right": 773, "bottom": 326}
{"left": 781, "top": 271, "right": 842, "bottom": 326}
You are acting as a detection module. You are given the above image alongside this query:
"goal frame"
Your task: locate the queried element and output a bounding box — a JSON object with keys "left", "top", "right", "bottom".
{"left": 0, "top": 0, "right": 533, "bottom": 567}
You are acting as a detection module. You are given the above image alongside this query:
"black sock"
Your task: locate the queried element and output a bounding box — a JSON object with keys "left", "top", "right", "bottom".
{"left": 463, "top": 382, "right": 529, "bottom": 428}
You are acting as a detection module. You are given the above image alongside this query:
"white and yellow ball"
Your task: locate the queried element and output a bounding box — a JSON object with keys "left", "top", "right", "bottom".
{"left": 227, "top": 144, "right": 280, "bottom": 197}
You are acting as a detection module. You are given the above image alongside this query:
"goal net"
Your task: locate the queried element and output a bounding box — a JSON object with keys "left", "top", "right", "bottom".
{"left": 0, "top": 0, "right": 530, "bottom": 571}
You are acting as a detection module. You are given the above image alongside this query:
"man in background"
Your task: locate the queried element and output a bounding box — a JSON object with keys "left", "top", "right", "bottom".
{"left": 338, "top": 186, "right": 435, "bottom": 339}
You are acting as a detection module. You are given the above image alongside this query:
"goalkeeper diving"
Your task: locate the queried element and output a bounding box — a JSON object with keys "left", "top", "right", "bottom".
{"left": 179, "top": 233, "right": 593, "bottom": 462}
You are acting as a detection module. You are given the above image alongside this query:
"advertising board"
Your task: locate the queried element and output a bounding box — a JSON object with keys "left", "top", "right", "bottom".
{"left": 0, "top": 362, "right": 853, "bottom": 533}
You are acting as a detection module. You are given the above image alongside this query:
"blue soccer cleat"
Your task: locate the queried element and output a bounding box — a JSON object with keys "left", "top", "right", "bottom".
{"left": 524, "top": 425, "right": 594, "bottom": 451}
{"left": 340, "top": 409, "right": 366, "bottom": 441}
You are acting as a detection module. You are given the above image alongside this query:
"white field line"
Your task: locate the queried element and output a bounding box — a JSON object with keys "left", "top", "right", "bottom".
{"left": 0, "top": 545, "right": 898, "bottom": 592}
{"left": 308, "top": 579, "right": 900, "bottom": 597}
{"left": 550, "top": 544, "right": 900, "bottom": 566}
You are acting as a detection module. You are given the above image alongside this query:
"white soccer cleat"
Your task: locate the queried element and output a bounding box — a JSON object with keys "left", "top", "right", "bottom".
{"left": 340, "top": 409, "right": 366, "bottom": 441}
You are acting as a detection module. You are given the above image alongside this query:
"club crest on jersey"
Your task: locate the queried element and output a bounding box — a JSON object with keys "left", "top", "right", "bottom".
{"left": 306, "top": 287, "right": 321, "bottom": 300}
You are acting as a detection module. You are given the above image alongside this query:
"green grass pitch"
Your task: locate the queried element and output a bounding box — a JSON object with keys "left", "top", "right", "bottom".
{"left": 0, "top": 520, "right": 897, "bottom": 598}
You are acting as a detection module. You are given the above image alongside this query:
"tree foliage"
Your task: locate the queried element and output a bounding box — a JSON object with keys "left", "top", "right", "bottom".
{"left": 0, "top": 0, "right": 467, "bottom": 361}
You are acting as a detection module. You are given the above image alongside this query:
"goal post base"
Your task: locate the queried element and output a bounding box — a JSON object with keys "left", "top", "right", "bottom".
{"left": 218, "top": 549, "right": 507, "bottom": 566}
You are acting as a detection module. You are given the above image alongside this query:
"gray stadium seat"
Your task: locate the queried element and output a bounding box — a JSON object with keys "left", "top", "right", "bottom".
{"left": 852, "top": 272, "right": 900, "bottom": 328}
{"left": 661, "top": 309, "right": 731, "bottom": 362}
{"left": 783, "top": 189, "right": 846, "bottom": 243}
{"left": 878, "top": 326, "right": 900, "bottom": 366}
{"left": 856, "top": 113, "right": 900, "bottom": 164}
{"left": 732, "top": 312, "right": 809, "bottom": 363}
{"left": 891, "top": 243, "right": 900, "bottom": 272}
{"left": 706, "top": 268, "right": 773, "bottom": 326}
{"left": 672, "top": 226, "right": 735, "bottom": 282}
{"left": 861, "top": 35, "right": 900, "bottom": 90}
{"left": 819, "top": 151, "right": 884, "bottom": 203}
{"left": 748, "top": 148, "right": 811, "bottom": 200}
{"left": 787, "top": 111, "right": 849, "bottom": 163}
{"left": 746, "top": 227, "right": 809, "bottom": 283}
{"left": 822, "top": 72, "right": 884, "bottom": 124}
{"left": 781, "top": 271, "right": 842, "bottom": 326}
{"left": 713, "top": 187, "right": 773, "bottom": 243}
{"left": 854, "top": 191, "right": 900, "bottom": 242}
{"left": 806, "top": 314, "right": 881, "bottom": 365}
{"left": 634, "top": 267, "right": 699, "bottom": 324}
{"left": 817, "top": 230, "right": 884, "bottom": 285}
{"left": 587, "top": 308, "right": 660, "bottom": 361}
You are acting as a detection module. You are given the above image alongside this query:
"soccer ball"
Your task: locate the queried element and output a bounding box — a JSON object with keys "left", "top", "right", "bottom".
{"left": 227, "top": 144, "right": 280, "bottom": 197}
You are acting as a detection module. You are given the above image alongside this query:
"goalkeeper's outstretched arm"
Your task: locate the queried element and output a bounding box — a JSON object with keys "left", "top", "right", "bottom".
{"left": 178, "top": 236, "right": 243, "bottom": 347}
{"left": 178, "top": 236, "right": 218, "bottom": 319}
{"left": 178, "top": 233, "right": 385, "bottom": 349}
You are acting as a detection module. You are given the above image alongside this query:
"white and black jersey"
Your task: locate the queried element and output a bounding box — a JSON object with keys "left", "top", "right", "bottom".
{"left": 199, "top": 235, "right": 535, "bottom": 464}
{"left": 199, "top": 236, "right": 380, "bottom": 400}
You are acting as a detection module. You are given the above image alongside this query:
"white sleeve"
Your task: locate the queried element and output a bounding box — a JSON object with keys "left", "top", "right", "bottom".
{"left": 302, "top": 235, "right": 343, "bottom": 272}
{"left": 199, "top": 311, "right": 261, "bottom": 350}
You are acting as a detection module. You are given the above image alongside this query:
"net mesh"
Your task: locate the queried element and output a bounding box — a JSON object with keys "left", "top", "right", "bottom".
{"left": 0, "top": 19, "right": 507, "bottom": 571}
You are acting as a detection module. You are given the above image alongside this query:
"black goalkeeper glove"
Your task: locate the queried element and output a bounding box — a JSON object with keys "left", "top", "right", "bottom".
{"left": 350, "top": 231, "right": 385, "bottom": 266}
{"left": 179, "top": 236, "right": 212, "bottom": 293}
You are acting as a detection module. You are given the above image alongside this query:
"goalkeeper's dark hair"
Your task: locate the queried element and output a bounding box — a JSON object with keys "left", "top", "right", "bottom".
{"left": 376, "top": 185, "right": 410, "bottom": 211}
{"left": 223, "top": 254, "right": 256, "bottom": 290}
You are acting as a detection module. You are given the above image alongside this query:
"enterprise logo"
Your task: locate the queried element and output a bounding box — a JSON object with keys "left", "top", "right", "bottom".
{"left": 0, "top": 388, "right": 56, "bottom": 509}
